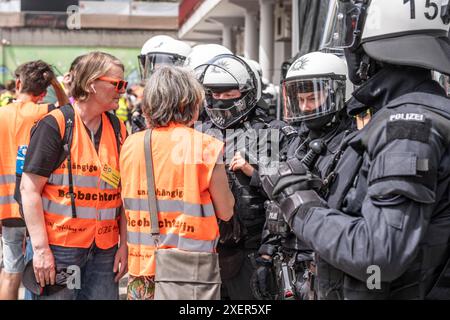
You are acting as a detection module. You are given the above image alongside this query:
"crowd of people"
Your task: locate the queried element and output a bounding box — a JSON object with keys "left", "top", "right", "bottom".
{"left": 1, "top": 0, "right": 450, "bottom": 301}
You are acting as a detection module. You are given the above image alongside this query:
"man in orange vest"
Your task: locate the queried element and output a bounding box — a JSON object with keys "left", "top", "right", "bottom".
{"left": 0, "top": 60, "right": 68, "bottom": 300}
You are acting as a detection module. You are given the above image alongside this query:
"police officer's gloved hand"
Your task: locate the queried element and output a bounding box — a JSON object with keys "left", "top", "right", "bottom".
{"left": 280, "top": 190, "right": 328, "bottom": 228}
{"left": 250, "top": 255, "right": 274, "bottom": 300}
{"left": 260, "top": 157, "right": 323, "bottom": 202}
{"left": 265, "top": 201, "right": 291, "bottom": 237}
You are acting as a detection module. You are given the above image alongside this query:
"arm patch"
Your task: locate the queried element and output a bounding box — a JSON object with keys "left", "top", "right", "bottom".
{"left": 386, "top": 118, "right": 431, "bottom": 143}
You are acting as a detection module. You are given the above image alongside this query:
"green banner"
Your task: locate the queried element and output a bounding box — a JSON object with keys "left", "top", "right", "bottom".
{"left": 0, "top": 45, "right": 141, "bottom": 85}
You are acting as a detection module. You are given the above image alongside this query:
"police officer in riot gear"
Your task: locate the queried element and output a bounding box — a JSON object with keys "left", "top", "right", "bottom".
{"left": 195, "top": 54, "right": 296, "bottom": 300}
{"left": 132, "top": 35, "right": 192, "bottom": 132}
{"left": 251, "top": 51, "right": 355, "bottom": 300}
{"left": 262, "top": 0, "right": 450, "bottom": 299}
{"left": 184, "top": 44, "right": 233, "bottom": 123}
{"left": 138, "top": 35, "right": 191, "bottom": 81}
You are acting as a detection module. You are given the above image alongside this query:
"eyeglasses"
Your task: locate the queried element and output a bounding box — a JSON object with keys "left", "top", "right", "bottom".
{"left": 97, "top": 76, "right": 128, "bottom": 92}
{"left": 354, "top": 108, "right": 372, "bottom": 119}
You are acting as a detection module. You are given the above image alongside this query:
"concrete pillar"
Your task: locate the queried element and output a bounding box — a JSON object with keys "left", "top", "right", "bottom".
{"left": 222, "top": 25, "right": 233, "bottom": 51}
{"left": 274, "top": 40, "right": 291, "bottom": 85}
{"left": 291, "top": 0, "right": 300, "bottom": 57}
{"left": 259, "top": 0, "right": 275, "bottom": 82}
{"left": 244, "top": 9, "right": 258, "bottom": 61}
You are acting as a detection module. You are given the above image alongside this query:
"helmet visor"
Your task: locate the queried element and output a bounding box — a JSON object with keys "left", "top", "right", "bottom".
{"left": 138, "top": 53, "right": 186, "bottom": 80}
{"left": 321, "top": 1, "right": 364, "bottom": 50}
{"left": 194, "top": 56, "right": 255, "bottom": 92}
{"left": 282, "top": 78, "right": 345, "bottom": 123}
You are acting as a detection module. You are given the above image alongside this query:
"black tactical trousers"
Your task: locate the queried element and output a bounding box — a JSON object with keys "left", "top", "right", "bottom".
{"left": 221, "top": 248, "right": 257, "bottom": 300}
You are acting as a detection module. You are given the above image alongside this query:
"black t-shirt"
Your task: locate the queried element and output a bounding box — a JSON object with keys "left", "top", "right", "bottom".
{"left": 23, "top": 115, "right": 102, "bottom": 178}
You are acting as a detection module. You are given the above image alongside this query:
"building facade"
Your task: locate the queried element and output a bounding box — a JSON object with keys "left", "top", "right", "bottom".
{"left": 178, "top": 0, "right": 331, "bottom": 84}
{"left": 0, "top": 0, "right": 179, "bottom": 83}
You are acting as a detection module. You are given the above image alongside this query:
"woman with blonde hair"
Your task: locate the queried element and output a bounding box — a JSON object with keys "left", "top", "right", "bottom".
{"left": 121, "top": 65, "right": 234, "bottom": 300}
{"left": 20, "top": 52, "right": 128, "bottom": 300}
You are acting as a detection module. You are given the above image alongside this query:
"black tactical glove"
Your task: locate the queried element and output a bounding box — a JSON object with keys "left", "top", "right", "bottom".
{"left": 250, "top": 256, "right": 275, "bottom": 300}
{"left": 218, "top": 214, "right": 244, "bottom": 247}
{"left": 280, "top": 190, "right": 328, "bottom": 228}
{"left": 265, "top": 200, "right": 290, "bottom": 237}
{"left": 260, "top": 157, "right": 322, "bottom": 202}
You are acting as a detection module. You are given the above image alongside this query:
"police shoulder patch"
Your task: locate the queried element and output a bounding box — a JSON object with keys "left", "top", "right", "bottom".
{"left": 281, "top": 125, "right": 298, "bottom": 137}
{"left": 389, "top": 113, "right": 425, "bottom": 122}
{"left": 386, "top": 112, "right": 430, "bottom": 143}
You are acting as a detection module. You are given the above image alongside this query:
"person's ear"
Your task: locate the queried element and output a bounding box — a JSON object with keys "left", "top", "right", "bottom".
{"left": 15, "top": 78, "right": 21, "bottom": 92}
{"left": 90, "top": 84, "right": 97, "bottom": 94}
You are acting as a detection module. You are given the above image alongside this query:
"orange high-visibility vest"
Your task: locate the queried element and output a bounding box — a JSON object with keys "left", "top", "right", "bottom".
{"left": 120, "top": 123, "right": 224, "bottom": 276}
{"left": 0, "top": 101, "right": 51, "bottom": 220}
{"left": 41, "top": 108, "right": 126, "bottom": 249}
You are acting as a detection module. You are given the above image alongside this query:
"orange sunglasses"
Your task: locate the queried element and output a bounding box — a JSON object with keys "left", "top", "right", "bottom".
{"left": 97, "top": 76, "right": 128, "bottom": 92}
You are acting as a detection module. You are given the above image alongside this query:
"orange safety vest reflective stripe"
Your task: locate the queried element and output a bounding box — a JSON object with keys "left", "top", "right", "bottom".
{"left": 0, "top": 101, "right": 51, "bottom": 220}
{"left": 41, "top": 108, "right": 126, "bottom": 249}
{"left": 120, "top": 123, "right": 224, "bottom": 277}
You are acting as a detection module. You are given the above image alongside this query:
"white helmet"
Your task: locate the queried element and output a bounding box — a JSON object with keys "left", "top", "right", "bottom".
{"left": 282, "top": 51, "right": 350, "bottom": 124}
{"left": 195, "top": 54, "right": 260, "bottom": 129}
{"left": 138, "top": 35, "right": 192, "bottom": 80}
{"left": 321, "top": 0, "right": 450, "bottom": 75}
{"left": 240, "top": 57, "right": 262, "bottom": 102}
{"left": 241, "top": 57, "right": 280, "bottom": 110}
{"left": 242, "top": 58, "right": 263, "bottom": 78}
{"left": 183, "top": 44, "right": 232, "bottom": 70}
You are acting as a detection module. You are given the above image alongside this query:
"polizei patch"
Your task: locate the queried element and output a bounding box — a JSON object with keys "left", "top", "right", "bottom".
{"left": 389, "top": 113, "right": 424, "bottom": 122}
{"left": 386, "top": 113, "right": 430, "bottom": 143}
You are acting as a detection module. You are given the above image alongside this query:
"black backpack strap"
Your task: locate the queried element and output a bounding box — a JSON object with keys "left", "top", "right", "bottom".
{"left": 47, "top": 104, "right": 57, "bottom": 112}
{"left": 55, "top": 109, "right": 123, "bottom": 219}
{"left": 105, "top": 112, "right": 123, "bottom": 154}
{"left": 58, "top": 104, "right": 77, "bottom": 218}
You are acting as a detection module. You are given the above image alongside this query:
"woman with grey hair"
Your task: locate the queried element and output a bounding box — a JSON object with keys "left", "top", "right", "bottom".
{"left": 120, "top": 65, "right": 235, "bottom": 300}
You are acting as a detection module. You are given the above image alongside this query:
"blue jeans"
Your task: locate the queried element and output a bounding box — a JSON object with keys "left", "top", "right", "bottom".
{"left": 24, "top": 239, "right": 34, "bottom": 300}
{"left": 32, "top": 243, "right": 119, "bottom": 300}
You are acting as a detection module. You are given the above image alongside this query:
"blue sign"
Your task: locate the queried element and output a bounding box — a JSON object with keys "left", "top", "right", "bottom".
{"left": 16, "top": 145, "right": 28, "bottom": 175}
